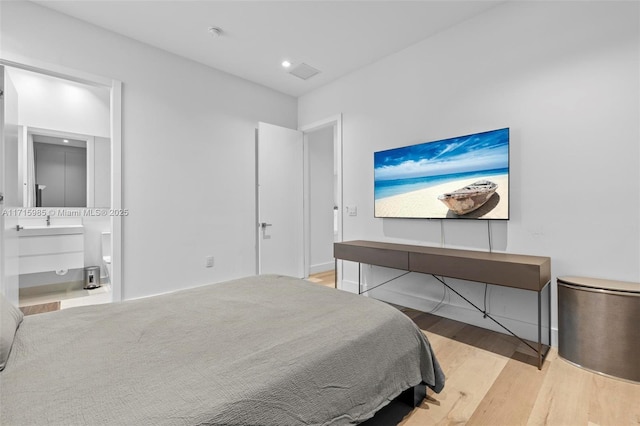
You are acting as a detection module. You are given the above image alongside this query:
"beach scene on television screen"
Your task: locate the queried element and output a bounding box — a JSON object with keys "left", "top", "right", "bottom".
{"left": 374, "top": 128, "right": 509, "bottom": 219}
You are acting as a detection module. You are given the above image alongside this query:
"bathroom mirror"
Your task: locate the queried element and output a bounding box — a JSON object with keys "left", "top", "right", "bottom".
{"left": 21, "top": 127, "right": 111, "bottom": 208}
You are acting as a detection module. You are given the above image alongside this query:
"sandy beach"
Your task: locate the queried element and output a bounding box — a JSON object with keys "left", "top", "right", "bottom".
{"left": 375, "top": 174, "right": 509, "bottom": 219}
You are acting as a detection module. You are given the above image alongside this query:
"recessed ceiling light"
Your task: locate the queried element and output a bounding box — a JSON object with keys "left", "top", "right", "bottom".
{"left": 282, "top": 60, "right": 292, "bottom": 68}
{"left": 63, "top": 139, "right": 69, "bottom": 143}
{"left": 208, "top": 27, "right": 222, "bottom": 38}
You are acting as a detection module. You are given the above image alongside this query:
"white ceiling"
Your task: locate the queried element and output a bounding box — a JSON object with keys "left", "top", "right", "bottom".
{"left": 34, "top": 1, "right": 504, "bottom": 97}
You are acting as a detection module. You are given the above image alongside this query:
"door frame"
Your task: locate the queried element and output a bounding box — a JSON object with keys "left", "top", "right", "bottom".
{"left": 0, "top": 66, "right": 20, "bottom": 304}
{"left": 300, "top": 114, "right": 343, "bottom": 285}
{"left": 0, "top": 56, "right": 123, "bottom": 302}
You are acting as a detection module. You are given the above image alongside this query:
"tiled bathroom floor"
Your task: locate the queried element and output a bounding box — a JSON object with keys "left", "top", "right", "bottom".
{"left": 20, "top": 284, "right": 112, "bottom": 311}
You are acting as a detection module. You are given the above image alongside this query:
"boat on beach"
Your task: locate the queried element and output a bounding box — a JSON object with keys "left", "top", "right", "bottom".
{"left": 438, "top": 180, "right": 498, "bottom": 215}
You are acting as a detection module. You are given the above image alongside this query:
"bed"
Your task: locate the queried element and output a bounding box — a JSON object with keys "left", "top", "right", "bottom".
{"left": 0, "top": 274, "right": 444, "bottom": 425}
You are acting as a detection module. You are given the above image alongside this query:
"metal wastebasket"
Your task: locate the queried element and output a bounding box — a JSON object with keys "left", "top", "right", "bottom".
{"left": 558, "top": 276, "right": 640, "bottom": 382}
{"left": 84, "top": 266, "right": 101, "bottom": 289}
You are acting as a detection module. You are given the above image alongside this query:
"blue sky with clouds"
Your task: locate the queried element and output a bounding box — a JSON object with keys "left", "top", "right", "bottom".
{"left": 374, "top": 128, "right": 509, "bottom": 181}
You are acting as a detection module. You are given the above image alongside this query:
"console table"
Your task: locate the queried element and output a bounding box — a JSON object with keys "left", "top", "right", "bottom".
{"left": 334, "top": 240, "right": 552, "bottom": 369}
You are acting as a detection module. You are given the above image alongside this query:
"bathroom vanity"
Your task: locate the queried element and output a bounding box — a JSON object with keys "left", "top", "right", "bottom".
{"left": 18, "top": 222, "right": 84, "bottom": 275}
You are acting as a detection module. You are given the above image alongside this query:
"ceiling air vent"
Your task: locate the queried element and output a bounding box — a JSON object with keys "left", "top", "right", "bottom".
{"left": 289, "top": 63, "right": 321, "bottom": 80}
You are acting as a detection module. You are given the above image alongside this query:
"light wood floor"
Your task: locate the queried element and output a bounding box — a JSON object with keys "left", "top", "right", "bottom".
{"left": 307, "top": 273, "right": 640, "bottom": 426}
{"left": 384, "top": 308, "right": 640, "bottom": 426}
{"left": 307, "top": 270, "right": 336, "bottom": 288}
{"left": 19, "top": 301, "right": 60, "bottom": 316}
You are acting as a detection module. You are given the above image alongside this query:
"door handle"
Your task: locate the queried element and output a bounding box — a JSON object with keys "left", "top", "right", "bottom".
{"left": 16, "top": 225, "right": 24, "bottom": 231}
{"left": 260, "top": 222, "right": 273, "bottom": 229}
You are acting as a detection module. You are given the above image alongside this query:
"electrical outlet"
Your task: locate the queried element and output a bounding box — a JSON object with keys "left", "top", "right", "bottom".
{"left": 205, "top": 256, "right": 214, "bottom": 268}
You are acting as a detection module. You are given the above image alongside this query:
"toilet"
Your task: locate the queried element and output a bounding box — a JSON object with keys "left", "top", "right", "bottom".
{"left": 101, "top": 231, "right": 112, "bottom": 284}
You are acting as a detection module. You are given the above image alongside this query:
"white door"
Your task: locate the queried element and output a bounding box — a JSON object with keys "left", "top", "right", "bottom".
{"left": 0, "top": 66, "right": 20, "bottom": 305}
{"left": 257, "top": 122, "right": 304, "bottom": 277}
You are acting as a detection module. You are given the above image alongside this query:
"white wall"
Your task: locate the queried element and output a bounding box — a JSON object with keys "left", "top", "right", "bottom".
{"left": 299, "top": 1, "right": 640, "bottom": 344}
{"left": 6, "top": 68, "right": 110, "bottom": 137}
{"left": 1, "top": 1, "right": 297, "bottom": 299}
{"left": 93, "top": 136, "right": 110, "bottom": 208}
{"left": 308, "top": 126, "right": 335, "bottom": 273}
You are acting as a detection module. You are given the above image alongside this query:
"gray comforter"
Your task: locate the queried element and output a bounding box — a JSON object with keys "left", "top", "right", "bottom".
{"left": 0, "top": 274, "right": 444, "bottom": 425}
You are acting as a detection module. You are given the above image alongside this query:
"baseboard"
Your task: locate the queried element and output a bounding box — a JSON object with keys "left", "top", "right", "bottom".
{"left": 341, "top": 279, "right": 558, "bottom": 347}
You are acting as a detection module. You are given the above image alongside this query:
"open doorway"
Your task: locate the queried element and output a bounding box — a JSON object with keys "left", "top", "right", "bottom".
{"left": 0, "top": 61, "right": 122, "bottom": 313}
{"left": 255, "top": 115, "right": 342, "bottom": 285}
{"left": 302, "top": 115, "right": 342, "bottom": 288}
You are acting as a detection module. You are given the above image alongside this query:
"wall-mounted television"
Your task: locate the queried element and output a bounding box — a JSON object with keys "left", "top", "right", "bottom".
{"left": 374, "top": 128, "right": 509, "bottom": 220}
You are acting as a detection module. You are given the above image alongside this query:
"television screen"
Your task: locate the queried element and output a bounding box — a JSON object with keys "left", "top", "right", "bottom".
{"left": 374, "top": 128, "right": 509, "bottom": 219}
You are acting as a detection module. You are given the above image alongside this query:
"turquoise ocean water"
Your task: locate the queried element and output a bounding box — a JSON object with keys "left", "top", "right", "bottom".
{"left": 374, "top": 168, "right": 507, "bottom": 200}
